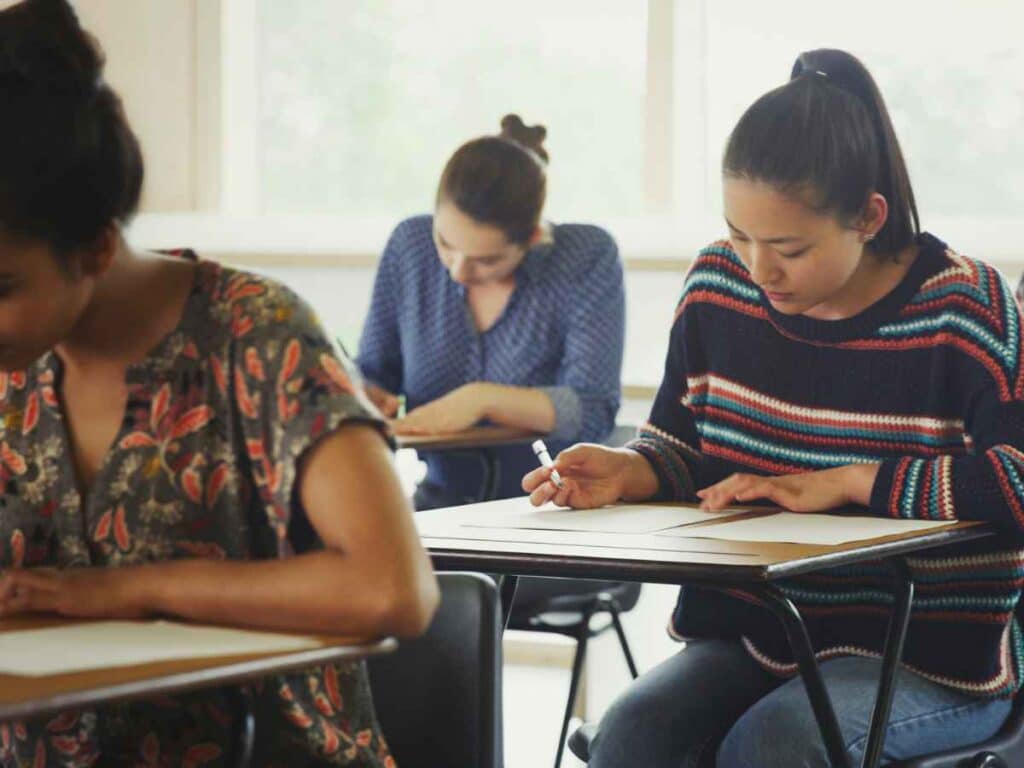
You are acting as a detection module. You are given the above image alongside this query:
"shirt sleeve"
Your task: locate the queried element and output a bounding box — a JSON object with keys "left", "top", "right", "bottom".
{"left": 624, "top": 284, "right": 705, "bottom": 502}
{"left": 869, "top": 272, "right": 1024, "bottom": 529}
{"left": 356, "top": 222, "right": 406, "bottom": 394}
{"left": 541, "top": 234, "right": 625, "bottom": 442}
{"left": 229, "top": 275, "right": 391, "bottom": 554}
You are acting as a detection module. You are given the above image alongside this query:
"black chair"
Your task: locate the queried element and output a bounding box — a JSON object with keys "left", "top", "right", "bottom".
{"left": 508, "top": 577, "right": 641, "bottom": 768}
{"left": 567, "top": 694, "right": 1024, "bottom": 767}
{"left": 368, "top": 572, "right": 503, "bottom": 768}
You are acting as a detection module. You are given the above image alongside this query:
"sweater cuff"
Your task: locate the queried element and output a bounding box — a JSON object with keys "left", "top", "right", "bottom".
{"left": 869, "top": 458, "right": 900, "bottom": 517}
{"left": 539, "top": 386, "right": 583, "bottom": 442}
{"left": 624, "top": 434, "right": 696, "bottom": 502}
{"left": 870, "top": 456, "right": 957, "bottom": 521}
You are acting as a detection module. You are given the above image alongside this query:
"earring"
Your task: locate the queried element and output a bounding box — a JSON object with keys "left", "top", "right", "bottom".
{"left": 863, "top": 233, "right": 876, "bottom": 243}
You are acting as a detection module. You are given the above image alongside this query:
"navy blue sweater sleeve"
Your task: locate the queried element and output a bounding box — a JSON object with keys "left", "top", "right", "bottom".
{"left": 624, "top": 267, "right": 706, "bottom": 501}
{"left": 870, "top": 266, "right": 1024, "bottom": 528}
{"left": 356, "top": 222, "right": 406, "bottom": 394}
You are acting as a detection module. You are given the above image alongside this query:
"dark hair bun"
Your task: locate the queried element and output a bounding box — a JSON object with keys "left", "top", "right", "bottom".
{"left": 500, "top": 114, "right": 549, "bottom": 163}
{"left": 0, "top": 0, "right": 143, "bottom": 252}
{"left": 0, "top": 0, "right": 102, "bottom": 95}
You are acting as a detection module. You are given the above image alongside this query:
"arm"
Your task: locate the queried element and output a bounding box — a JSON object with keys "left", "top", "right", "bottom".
{"left": 699, "top": 270, "right": 1024, "bottom": 520}
{"left": 624, "top": 300, "right": 705, "bottom": 501}
{"left": 523, "top": 281, "right": 704, "bottom": 508}
{"left": 538, "top": 236, "right": 625, "bottom": 442}
{"left": 149, "top": 423, "right": 438, "bottom": 636}
{"left": 356, "top": 223, "right": 407, "bottom": 398}
{"left": 391, "top": 234, "right": 626, "bottom": 439}
{"left": 0, "top": 425, "right": 439, "bottom": 638}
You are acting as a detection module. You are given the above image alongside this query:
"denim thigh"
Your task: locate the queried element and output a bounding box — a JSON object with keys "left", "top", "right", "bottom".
{"left": 717, "top": 656, "right": 1013, "bottom": 768}
{"left": 588, "top": 639, "right": 777, "bottom": 768}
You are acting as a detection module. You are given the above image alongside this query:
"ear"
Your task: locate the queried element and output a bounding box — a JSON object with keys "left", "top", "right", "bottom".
{"left": 859, "top": 193, "right": 889, "bottom": 243}
{"left": 74, "top": 225, "right": 120, "bottom": 278}
{"left": 526, "top": 225, "right": 544, "bottom": 248}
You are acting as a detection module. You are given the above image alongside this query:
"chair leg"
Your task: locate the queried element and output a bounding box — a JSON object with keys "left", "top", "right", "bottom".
{"left": 555, "top": 612, "right": 593, "bottom": 768}
{"left": 607, "top": 603, "right": 639, "bottom": 679}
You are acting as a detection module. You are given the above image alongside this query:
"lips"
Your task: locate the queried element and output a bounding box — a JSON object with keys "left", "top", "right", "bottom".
{"left": 765, "top": 291, "right": 794, "bottom": 302}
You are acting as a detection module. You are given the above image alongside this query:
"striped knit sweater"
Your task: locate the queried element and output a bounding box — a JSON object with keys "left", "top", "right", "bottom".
{"left": 626, "top": 233, "right": 1024, "bottom": 697}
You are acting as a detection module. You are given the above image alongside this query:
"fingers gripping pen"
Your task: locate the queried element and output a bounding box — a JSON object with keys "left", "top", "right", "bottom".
{"left": 532, "top": 439, "right": 564, "bottom": 489}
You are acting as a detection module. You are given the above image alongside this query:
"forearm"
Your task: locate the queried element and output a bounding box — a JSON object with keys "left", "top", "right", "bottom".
{"left": 476, "top": 382, "right": 558, "bottom": 433}
{"left": 134, "top": 549, "right": 435, "bottom": 638}
{"left": 840, "top": 462, "right": 880, "bottom": 507}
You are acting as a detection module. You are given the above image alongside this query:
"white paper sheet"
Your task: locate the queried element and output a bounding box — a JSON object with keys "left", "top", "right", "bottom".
{"left": 449, "top": 497, "right": 752, "bottom": 534}
{"left": 656, "top": 511, "right": 957, "bottom": 545}
{"left": 0, "top": 620, "right": 324, "bottom": 677}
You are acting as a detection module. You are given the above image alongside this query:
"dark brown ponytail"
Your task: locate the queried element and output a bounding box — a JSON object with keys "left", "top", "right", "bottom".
{"left": 723, "top": 49, "right": 919, "bottom": 256}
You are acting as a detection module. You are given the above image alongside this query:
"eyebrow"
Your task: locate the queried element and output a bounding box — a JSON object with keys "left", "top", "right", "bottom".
{"left": 436, "top": 231, "right": 504, "bottom": 261}
{"left": 725, "top": 219, "right": 805, "bottom": 245}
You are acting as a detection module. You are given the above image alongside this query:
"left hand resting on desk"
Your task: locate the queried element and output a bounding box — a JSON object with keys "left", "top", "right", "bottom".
{"left": 696, "top": 464, "right": 879, "bottom": 513}
{"left": 390, "top": 383, "right": 487, "bottom": 435}
{"left": 0, "top": 567, "right": 149, "bottom": 619}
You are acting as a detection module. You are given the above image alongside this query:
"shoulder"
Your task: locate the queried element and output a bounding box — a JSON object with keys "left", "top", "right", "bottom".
{"left": 551, "top": 223, "right": 618, "bottom": 263}
{"left": 546, "top": 224, "right": 622, "bottom": 287}
{"left": 196, "top": 262, "right": 328, "bottom": 346}
{"left": 388, "top": 215, "right": 435, "bottom": 252}
{"left": 675, "top": 239, "right": 760, "bottom": 316}
{"left": 899, "top": 239, "right": 1023, "bottom": 394}
{"left": 904, "top": 239, "right": 1019, "bottom": 335}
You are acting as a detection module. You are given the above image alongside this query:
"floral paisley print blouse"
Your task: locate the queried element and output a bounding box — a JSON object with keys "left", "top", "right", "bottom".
{"left": 0, "top": 254, "right": 394, "bottom": 768}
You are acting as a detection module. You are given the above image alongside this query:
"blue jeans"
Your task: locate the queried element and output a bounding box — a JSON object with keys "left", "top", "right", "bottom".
{"left": 588, "top": 639, "right": 1012, "bottom": 768}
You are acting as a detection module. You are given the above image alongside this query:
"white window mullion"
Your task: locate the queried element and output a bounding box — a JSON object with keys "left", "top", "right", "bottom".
{"left": 670, "top": 0, "right": 710, "bottom": 231}
{"left": 643, "top": 0, "right": 676, "bottom": 214}
{"left": 220, "top": 0, "right": 260, "bottom": 215}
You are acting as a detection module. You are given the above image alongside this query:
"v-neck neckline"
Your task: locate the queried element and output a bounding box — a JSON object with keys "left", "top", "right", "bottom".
{"left": 41, "top": 259, "right": 208, "bottom": 526}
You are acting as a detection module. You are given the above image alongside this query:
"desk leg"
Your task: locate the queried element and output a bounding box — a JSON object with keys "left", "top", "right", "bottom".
{"left": 498, "top": 574, "right": 519, "bottom": 630}
{"left": 752, "top": 586, "right": 852, "bottom": 768}
{"left": 751, "top": 558, "right": 914, "bottom": 768}
{"left": 480, "top": 448, "right": 500, "bottom": 502}
{"left": 861, "top": 559, "right": 914, "bottom": 768}
{"left": 229, "top": 686, "right": 256, "bottom": 768}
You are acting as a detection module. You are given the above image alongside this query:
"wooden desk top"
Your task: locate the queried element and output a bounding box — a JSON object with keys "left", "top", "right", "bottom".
{"left": 395, "top": 425, "right": 542, "bottom": 451}
{"left": 0, "top": 617, "right": 396, "bottom": 722}
{"left": 418, "top": 502, "right": 992, "bottom": 584}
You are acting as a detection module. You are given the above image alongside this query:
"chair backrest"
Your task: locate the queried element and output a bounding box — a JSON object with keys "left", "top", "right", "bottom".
{"left": 368, "top": 572, "right": 503, "bottom": 768}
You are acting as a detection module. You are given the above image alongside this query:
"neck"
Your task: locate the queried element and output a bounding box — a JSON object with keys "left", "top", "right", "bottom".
{"left": 804, "top": 242, "right": 918, "bottom": 321}
{"left": 55, "top": 244, "right": 158, "bottom": 371}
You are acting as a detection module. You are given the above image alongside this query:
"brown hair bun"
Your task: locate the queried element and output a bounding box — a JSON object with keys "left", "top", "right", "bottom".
{"left": 500, "top": 113, "right": 549, "bottom": 164}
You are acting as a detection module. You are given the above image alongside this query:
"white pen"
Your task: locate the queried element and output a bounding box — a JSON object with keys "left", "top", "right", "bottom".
{"left": 531, "top": 439, "right": 564, "bottom": 489}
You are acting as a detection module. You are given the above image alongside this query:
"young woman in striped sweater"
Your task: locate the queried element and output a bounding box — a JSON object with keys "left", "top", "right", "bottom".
{"left": 523, "top": 48, "right": 1024, "bottom": 767}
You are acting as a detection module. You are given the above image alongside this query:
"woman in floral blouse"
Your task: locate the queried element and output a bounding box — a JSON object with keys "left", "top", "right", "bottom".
{"left": 0, "top": 1, "right": 438, "bottom": 766}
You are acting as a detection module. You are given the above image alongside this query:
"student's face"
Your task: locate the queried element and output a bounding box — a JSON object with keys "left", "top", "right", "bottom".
{"left": 433, "top": 202, "right": 527, "bottom": 286}
{"left": 0, "top": 231, "right": 94, "bottom": 371}
{"left": 722, "top": 178, "right": 870, "bottom": 317}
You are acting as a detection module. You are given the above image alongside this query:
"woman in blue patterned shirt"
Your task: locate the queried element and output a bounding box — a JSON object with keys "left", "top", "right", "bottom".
{"left": 358, "top": 115, "right": 625, "bottom": 508}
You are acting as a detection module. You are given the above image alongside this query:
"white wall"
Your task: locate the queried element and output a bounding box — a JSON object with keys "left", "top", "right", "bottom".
{"left": 74, "top": 0, "right": 219, "bottom": 211}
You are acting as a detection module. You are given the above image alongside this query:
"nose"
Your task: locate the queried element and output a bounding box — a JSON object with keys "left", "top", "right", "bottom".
{"left": 449, "top": 254, "right": 472, "bottom": 284}
{"left": 747, "top": 244, "right": 781, "bottom": 287}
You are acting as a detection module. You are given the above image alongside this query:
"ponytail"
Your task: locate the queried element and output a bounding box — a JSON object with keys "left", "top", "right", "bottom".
{"left": 724, "top": 49, "right": 919, "bottom": 256}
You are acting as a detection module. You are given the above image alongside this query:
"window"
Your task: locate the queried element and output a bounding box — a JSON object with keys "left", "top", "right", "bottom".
{"left": 703, "top": 0, "right": 1024, "bottom": 223}
{"left": 130, "top": 0, "right": 1023, "bottom": 394}
{"left": 254, "top": 0, "right": 648, "bottom": 220}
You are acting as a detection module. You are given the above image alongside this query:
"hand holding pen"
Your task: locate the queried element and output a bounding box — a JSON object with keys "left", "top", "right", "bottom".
{"left": 522, "top": 442, "right": 653, "bottom": 509}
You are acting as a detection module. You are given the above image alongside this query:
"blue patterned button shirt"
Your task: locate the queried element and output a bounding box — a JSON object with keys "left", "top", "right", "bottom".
{"left": 357, "top": 214, "right": 624, "bottom": 504}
